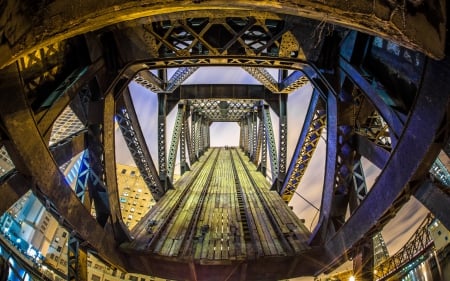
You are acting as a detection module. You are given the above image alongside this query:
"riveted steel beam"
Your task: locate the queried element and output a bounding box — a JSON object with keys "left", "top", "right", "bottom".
{"left": 279, "top": 70, "right": 310, "bottom": 94}
{"left": 277, "top": 93, "right": 288, "bottom": 188}
{"left": 180, "top": 109, "right": 190, "bottom": 175}
{"left": 1, "top": 1, "right": 445, "bottom": 69}
{"left": 157, "top": 93, "right": 172, "bottom": 191}
{"left": 166, "top": 67, "right": 199, "bottom": 92}
{"left": 133, "top": 70, "right": 164, "bottom": 93}
{"left": 320, "top": 55, "right": 450, "bottom": 273}
{"left": 242, "top": 67, "right": 279, "bottom": 93}
{"left": 262, "top": 104, "right": 278, "bottom": 182}
{"left": 168, "top": 103, "right": 185, "bottom": 181}
{"left": 116, "top": 89, "right": 165, "bottom": 201}
{"left": 280, "top": 91, "right": 326, "bottom": 203}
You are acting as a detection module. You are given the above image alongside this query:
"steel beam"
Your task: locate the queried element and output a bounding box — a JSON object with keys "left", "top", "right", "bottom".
{"left": 280, "top": 91, "right": 325, "bottom": 203}
{"left": 0, "top": 172, "right": 31, "bottom": 215}
{"left": 320, "top": 55, "right": 450, "bottom": 272}
{"left": 168, "top": 103, "right": 185, "bottom": 181}
{"left": 339, "top": 58, "right": 404, "bottom": 143}
{"left": 180, "top": 109, "right": 190, "bottom": 175}
{"left": 49, "top": 130, "right": 87, "bottom": 167}
{"left": 310, "top": 92, "right": 338, "bottom": 245}
{"left": 277, "top": 93, "right": 288, "bottom": 191}
{"left": 242, "top": 67, "right": 279, "bottom": 93}
{"left": 414, "top": 180, "right": 450, "bottom": 231}
{"left": 257, "top": 108, "right": 268, "bottom": 177}
{"left": 35, "top": 61, "right": 104, "bottom": 142}
{"left": 166, "top": 67, "right": 199, "bottom": 92}
{"left": 354, "top": 134, "right": 390, "bottom": 170}
{"left": 279, "top": 71, "right": 310, "bottom": 94}
{"left": 133, "top": 70, "right": 164, "bottom": 93}
{"left": 262, "top": 104, "right": 278, "bottom": 182}
{"left": 0, "top": 63, "right": 127, "bottom": 269}
{"left": 116, "top": 90, "right": 164, "bottom": 200}
{"left": 67, "top": 235, "right": 88, "bottom": 281}
{"left": 157, "top": 93, "right": 171, "bottom": 191}
{"left": 1, "top": 1, "right": 445, "bottom": 70}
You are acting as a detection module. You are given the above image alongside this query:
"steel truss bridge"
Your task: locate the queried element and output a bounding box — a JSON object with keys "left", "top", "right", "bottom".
{"left": 0, "top": 1, "right": 449, "bottom": 280}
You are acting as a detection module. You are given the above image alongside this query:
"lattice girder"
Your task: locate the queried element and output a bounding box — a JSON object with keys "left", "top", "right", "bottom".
{"left": 281, "top": 93, "right": 326, "bottom": 203}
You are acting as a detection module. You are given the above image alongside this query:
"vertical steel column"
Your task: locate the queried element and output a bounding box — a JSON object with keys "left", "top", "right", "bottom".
{"left": 239, "top": 121, "right": 245, "bottom": 150}
{"left": 251, "top": 111, "right": 258, "bottom": 161}
{"left": 67, "top": 235, "right": 87, "bottom": 281}
{"left": 192, "top": 112, "right": 198, "bottom": 159}
{"left": 275, "top": 93, "right": 288, "bottom": 192}
{"left": 247, "top": 114, "right": 252, "bottom": 157}
{"left": 257, "top": 107, "right": 268, "bottom": 177}
{"left": 353, "top": 241, "right": 374, "bottom": 281}
{"left": 157, "top": 92, "right": 170, "bottom": 191}
{"left": 253, "top": 111, "right": 263, "bottom": 165}
{"left": 167, "top": 103, "right": 184, "bottom": 181}
{"left": 198, "top": 116, "right": 204, "bottom": 157}
{"left": 263, "top": 104, "right": 278, "bottom": 183}
{"left": 180, "top": 109, "right": 191, "bottom": 175}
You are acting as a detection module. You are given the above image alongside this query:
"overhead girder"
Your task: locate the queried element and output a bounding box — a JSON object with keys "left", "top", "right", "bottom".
{"left": 166, "top": 67, "right": 199, "bottom": 93}
{"left": 0, "top": 63, "right": 128, "bottom": 270}
{"left": 280, "top": 91, "right": 326, "bottom": 203}
{"left": 116, "top": 89, "right": 165, "bottom": 201}
{"left": 0, "top": 0, "right": 445, "bottom": 69}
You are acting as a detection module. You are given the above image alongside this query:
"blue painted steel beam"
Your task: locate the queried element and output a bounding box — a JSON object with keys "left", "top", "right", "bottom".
{"left": 321, "top": 55, "right": 450, "bottom": 272}
{"left": 280, "top": 90, "right": 325, "bottom": 202}
{"left": 339, "top": 57, "right": 404, "bottom": 144}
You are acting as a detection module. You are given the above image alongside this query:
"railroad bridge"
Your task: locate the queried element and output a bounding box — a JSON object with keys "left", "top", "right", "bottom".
{"left": 0, "top": 1, "right": 449, "bottom": 281}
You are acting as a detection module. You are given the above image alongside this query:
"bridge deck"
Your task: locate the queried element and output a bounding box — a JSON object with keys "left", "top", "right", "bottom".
{"left": 121, "top": 148, "right": 313, "bottom": 280}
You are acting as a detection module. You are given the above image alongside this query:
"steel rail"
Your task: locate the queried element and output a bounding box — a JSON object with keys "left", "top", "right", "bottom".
{"left": 231, "top": 148, "right": 294, "bottom": 255}
{"left": 143, "top": 148, "right": 219, "bottom": 252}
{"left": 180, "top": 149, "right": 221, "bottom": 256}
{"left": 228, "top": 148, "right": 263, "bottom": 258}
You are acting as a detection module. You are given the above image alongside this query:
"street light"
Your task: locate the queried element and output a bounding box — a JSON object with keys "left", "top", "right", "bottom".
{"left": 349, "top": 276, "right": 355, "bottom": 281}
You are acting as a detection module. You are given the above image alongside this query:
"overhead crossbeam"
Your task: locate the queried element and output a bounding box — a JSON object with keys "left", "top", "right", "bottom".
{"left": 189, "top": 99, "right": 258, "bottom": 122}
{"left": 133, "top": 70, "right": 164, "bottom": 93}
{"left": 279, "top": 70, "right": 310, "bottom": 94}
{"left": 281, "top": 92, "right": 326, "bottom": 203}
{"left": 116, "top": 90, "right": 165, "bottom": 200}
{"left": 166, "top": 67, "right": 199, "bottom": 92}
{"left": 242, "top": 66, "right": 279, "bottom": 93}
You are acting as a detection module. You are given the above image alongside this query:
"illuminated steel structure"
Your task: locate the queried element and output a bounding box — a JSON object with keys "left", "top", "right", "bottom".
{"left": 0, "top": 1, "right": 449, "bottom": 281}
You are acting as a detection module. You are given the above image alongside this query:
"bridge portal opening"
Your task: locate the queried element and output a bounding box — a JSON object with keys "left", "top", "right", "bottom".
{"left": 209, "top": 122, "right": 240, "bottom": 147}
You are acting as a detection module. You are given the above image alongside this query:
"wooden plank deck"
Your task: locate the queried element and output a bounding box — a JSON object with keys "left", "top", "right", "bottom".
{"left": 123, "top": 147, "right": 311, "bottom": 262}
